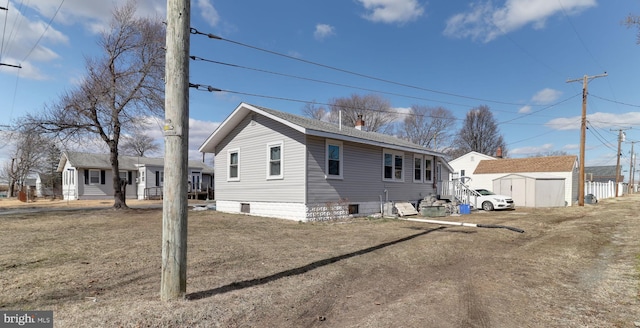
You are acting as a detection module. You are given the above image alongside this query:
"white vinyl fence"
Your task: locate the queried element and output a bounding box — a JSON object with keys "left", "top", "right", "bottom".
{"left": 584, "top": 181, "right": 628, "bottom": 201}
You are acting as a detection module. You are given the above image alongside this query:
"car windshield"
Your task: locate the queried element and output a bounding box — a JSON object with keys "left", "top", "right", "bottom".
{"left": 476, "top": 189, "right": 496, "bottom": 196}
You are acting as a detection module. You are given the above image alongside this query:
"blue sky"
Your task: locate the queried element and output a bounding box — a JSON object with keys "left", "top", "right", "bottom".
{"left": 1, "top": 0, "right": 640, "bottom": 178}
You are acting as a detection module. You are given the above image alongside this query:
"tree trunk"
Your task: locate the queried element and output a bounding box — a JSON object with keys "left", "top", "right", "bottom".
{"left": 110, "top": 142, "right": 128, "bottom": 209}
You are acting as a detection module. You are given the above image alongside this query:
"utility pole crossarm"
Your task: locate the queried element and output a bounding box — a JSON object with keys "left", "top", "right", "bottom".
{"left": 0, "top": 63, "right": 21, "bottom": 69}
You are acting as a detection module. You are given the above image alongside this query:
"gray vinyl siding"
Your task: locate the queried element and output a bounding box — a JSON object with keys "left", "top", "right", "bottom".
{"left": 306, "top": 136, "right": 436, "bottom": 204}
{"left": 214, "top": 112, "right": 306, "bottom": 202}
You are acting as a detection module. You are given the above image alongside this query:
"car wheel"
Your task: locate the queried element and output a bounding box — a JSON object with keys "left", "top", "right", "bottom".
{"left": 482, "top": 201, "right": 494, "bottom": 211}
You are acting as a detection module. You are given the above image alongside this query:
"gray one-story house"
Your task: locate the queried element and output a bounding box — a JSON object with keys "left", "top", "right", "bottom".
{"left": 198, "top": 102, "right": 453, "bottom": 221}
{"left": 58, "top": 152, "right": 214, "bottom": 200}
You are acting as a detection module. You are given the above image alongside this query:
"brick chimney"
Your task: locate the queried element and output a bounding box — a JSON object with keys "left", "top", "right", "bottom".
{"left": 496, "top": 146, "right": 503, "bottom": 158}
{"left": 355, "top": 114, "right": 365, "bottom": 131}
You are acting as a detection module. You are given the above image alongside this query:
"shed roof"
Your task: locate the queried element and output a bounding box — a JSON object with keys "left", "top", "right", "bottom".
{"left": 474, "top": 155, "right": 577, "bottom": 174}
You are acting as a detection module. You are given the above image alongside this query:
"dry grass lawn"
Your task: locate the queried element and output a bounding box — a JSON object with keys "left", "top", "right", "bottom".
{"left": 1, "top": 195, "right": 639, "bottom": 327}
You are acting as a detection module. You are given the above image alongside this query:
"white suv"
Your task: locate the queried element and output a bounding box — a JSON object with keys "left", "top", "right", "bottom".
{"left": 474, "top": 189, "right": 515, "bottom": 211}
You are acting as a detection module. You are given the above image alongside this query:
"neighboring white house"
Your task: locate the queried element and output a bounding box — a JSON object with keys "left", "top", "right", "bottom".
{"left": 448, "top": 151, "right": 496, "bottom": 189}
{"left": 472, "top": 155, "right": 579, "bottom": 207}
{"left": 57, "top": 152, "right": 214, "bottom": 200}
{"left": 198, "top": 102, "right": 453, "bottom": 221}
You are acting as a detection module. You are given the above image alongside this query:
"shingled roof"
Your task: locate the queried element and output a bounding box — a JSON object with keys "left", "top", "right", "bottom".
{"left": 199, "top": 102, "right": 446, "bottom": 158}
{"left": 473, "top": 155, "right": 577, "bottom": 174}
{"left": 57, "top": 152, "right": 214, "bottom": 173}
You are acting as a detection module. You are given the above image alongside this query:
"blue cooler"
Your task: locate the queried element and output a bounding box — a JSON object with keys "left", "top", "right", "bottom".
{"left": 459, "top": 204, "right": 471, "bottom": 214}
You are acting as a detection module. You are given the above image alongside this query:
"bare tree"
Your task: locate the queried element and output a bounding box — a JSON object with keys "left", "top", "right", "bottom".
{"left": 27, "top": 1, "right": 165, "bottom": 209}
{"left": 624, "top": 14, "right": 640, "bottom": 44}
{"left": 327, "top": 94, "right": 397, "bottom": 133}
{"left": 120, "top": 130, "right": 161, "bottom": 157}
{"left": 1, "top": 128, "right": 56, "bottom": 197}
{"left": 399, "top": 105, "right": 456, "bottom": 150}
{"left": 529, "top": 150, "right": 569, "bottom": 157}
{"left": 301, "top": 101, "right": 327, "bottom": 120}
{"left": 450, "top": 105, "right": 507, "bottom": 158}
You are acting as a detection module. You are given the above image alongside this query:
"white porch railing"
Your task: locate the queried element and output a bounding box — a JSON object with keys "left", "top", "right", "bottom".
{"left": 440, "top": 179, "right": 480, "bottom": 207}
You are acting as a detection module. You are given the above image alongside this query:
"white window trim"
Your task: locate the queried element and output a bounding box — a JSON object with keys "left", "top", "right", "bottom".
{"left": 382, "top": 149, "right": 404, "bottom": 182}
{"left": 227, "top": 148, "right": 240, "bottom": 182}
{"left": 413, "top": 155, "right": 423, "bottom": 183}
{"left": 266, "top": 141, "right": 284, "bottom": 180}
{"left": 325, "top": 139, "right": 343, "bottom": 180}
{"left": 89, "top": 169, "right": 100, "bottom": 185}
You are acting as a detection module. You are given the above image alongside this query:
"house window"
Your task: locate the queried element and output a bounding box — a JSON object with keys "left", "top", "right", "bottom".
{"left": 425, "top": 158, "right": 433, "bottom": 182}
{"left": 348, "top": 204, "right": 359, "bottom": 215}
{"left": 155, "top": 171, "right": 164, "bottom": 186}
{"left": 326, "top": 140, "right": 343, "bottom": 179}
{"left": 267, "top": 142, "right": 283, "bottom": 179}
{"left": 228, "top": 149, "right": 240, "bottom": 181}
{"left": 89, "top": 170, "right": 100, "bottom": 185}
{"left": 414, "top": 156, "right": 422, "bottom": 182}
{"left": 383, "top": 149, "right": 404, "bottom": 182}
{"left": 460, "top": 169, "right": 466, "bottom": 177}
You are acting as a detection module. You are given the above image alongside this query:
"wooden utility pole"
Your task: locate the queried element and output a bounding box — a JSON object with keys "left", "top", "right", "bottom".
{"left": 614, "top": 129, "right": 625, "bottom": 197}
{"left": 629, "top": 141, "right": 635, "bottom": 194}
{"left": 161, "top": 0, "right": 190, "bottom": 301}
{"left": 566, "top": 73, "right": 607, "bottom": 206}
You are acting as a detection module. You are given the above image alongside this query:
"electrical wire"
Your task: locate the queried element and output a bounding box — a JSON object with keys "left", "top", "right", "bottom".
{"left": 191, "top": 55, "right": 474, "bottom": 109}
{"left": 589, "top": 93, "right": 640, "bottom": 108}
{"left": 21, "top": 0, "right": 65, "bottom": 63}
{"left": 189, "top": 27, "right": 544, "bottom": 108}
{"left": 189, "top": 82, "right": 469, "bottom": 121}
{"left": 497, "top": 92, "right": 581, "bottom": 125}
{"left": 0, "top": 0, "right": 9, "bottom": 62}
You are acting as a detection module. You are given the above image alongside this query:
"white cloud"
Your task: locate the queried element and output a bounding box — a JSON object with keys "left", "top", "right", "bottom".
{"left": 510, "top": 143, "right": 554, "bottom": 155}
{"left": 196, "top": 0, "right": 220, "bottom": 27}
{"left": 357, "top": 0, "right": 425, "bottom": 24}
{"left": 1, "top": 0, "right": 166, "bottom": 80}
{"left": 444, "top": 0, "right": 596, "bottom": 42}
{"left": 518, "top": 105, "right": 531, "bottom": 114}
{"left": 314, "top": 24, "right": 335, "bottom": 40}
{"left": 546, "top": 112, "right": 640, "bottom": 131}
{"left": 29, "top": 0, "right": 165, "bottom": 32}
{"left": 531, "top": 88, "right": 562, "bottom": 104}
{"left": 392, "top": 106, "right": 412, "bottom": 123}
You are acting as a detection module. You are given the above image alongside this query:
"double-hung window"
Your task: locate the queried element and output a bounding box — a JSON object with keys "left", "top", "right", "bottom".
{"left": 89, "top": 170, "right": 100, "bottom": 185}
{"left": 383, "top": 149, "right": 404, "bottom": 182}
{"left": 267, "top": 142, "right": 283, "bottom": 179}
{"left": 414, "top": 156, "right": 422, "bottom": 182}
{"left": 424, "top": 157, "right": 433, "bottom": 182}
{"left": 325, "top": 139, "right": 343, "bottom": 179}
{"left": 228, "top": 149, "right": 240, "bottom": 181}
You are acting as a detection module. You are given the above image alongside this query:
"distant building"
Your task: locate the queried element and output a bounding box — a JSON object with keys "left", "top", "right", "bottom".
{"left": 584, "top": 165, "right": 623, "bottom": 183}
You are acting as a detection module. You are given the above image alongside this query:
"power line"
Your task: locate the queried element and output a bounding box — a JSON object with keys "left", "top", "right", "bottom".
{"left": 21, "top": 0, "right": 65, "bottom": 63}
{"left": 589, "top": 93, "right": 640, "bottom": 108}
{"left": 496, "top": 93, "right": 581, "bottom": 125}
{"left": 189, "top": 27, "right": 542, "bottom": 107}
{"left": 189, "top": 82, "right": 469, "bottom": 121}
{"left": 190, "top": 55, "right": 476, "bottom": 110}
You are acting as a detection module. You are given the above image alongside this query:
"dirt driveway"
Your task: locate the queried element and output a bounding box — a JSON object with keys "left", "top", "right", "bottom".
{"left": 1, "top": 195, "right": 639, "bottom": 327}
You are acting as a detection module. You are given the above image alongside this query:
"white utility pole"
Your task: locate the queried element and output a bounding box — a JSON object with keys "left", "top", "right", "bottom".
{"left": 161, "top": 0, "right": 190, "bottom": 301}
{"left": 566, "top": 72, "right": 607, "bottom": 206}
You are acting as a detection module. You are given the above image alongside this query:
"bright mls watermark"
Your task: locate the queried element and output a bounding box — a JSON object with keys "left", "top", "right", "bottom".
{"left": 0, "top": 311, "right": 53, "bottom": 328}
